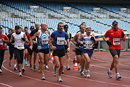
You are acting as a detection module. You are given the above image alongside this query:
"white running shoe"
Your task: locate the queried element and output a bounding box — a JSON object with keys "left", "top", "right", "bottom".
{"left": 19, "top": 72, "right": 22, "bottom": 76}
{"left": 107, "top": 70, "right": 112, "bottom": 78}
{"left": 0, "top": 69, "right": 2, "bottom": 73}
{"left": 116, "top": 73, "right": 121, "bottom": 80}
{"left": 78, "top": 66, "right": 81, "bottom": 72}
{"left": 52, "top": 67, "right": 56, "bottom": 77}
{"left": 57, "top": 76, "right": 63, "bottom": 82}
{"left": 86, "top": 71, "right": 90, "bottom": 78}
{"left": 14, "top": 66, "right": 17, "bottom": 70}
{"left": 42, "top": 74, "right": 46, "bottom": 80}
{"left": 45, "top": 65, "right": 49, "bottom": 69}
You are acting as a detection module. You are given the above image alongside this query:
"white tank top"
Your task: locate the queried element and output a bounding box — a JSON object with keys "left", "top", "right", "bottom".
{"left": 13, "top": 32, "right": 25, "bottom": 50}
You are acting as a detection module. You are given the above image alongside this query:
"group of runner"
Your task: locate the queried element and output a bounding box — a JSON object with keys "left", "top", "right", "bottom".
{"left": 0, "top": 20, "right": 125, "bottom": 82}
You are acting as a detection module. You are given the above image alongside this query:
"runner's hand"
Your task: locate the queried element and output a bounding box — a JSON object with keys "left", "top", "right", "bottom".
{"left": 67, "top": 48, "right": 70, "bottom": 52}
{"left": 30, "top": 46, "right": 33, "bottom": 50}
{"left": 33, "top": 41, "right": 37, "bottom": 44}
{"left": 51, "top": 46, "right": 56, "bottom": 50}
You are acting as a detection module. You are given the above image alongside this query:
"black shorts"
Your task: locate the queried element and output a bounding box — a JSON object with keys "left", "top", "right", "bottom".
{"left": 53, "top": 49, "right": 65, "bottom": 57}
{"left": 33, "top": 44, "right": 38, "bottom": 53}
{"left": 27, "top": 48, "right": 33, "bottom": 55}
{"left": 64, "top": 45, "right": 68, "bottom": 53}
{"left": 109, "top": 49, "right": 121, "bottom": 57}
{"left": 38, "top": 48, "right": 49, "bottom": 54}
{"left": 75, "top": 48, "right": 83, "bottom": 55}
{"left": 25, "top": 47, "right": 29, "bottom": 49}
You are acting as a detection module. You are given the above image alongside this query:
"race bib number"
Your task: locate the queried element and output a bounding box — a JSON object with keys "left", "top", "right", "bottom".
{"left": 17, "top": 44, "right": 24, "bottom": 50}
{"left": 42, "top": 38, "right": 48, "bottom": 45}
{"left": 85, "top": 41, "right": 93, "bottom": 48}
{"left": 0, "top": 39, "right": 3, "bottom": 45}
{"left": 57, "top": 37, "right": 65, "bottom": 45}
{"left": 113, "top": 38, "right": 120, "bottom": 45}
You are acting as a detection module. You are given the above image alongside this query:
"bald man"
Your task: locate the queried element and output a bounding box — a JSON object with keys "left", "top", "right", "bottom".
{"left": 30, "top": 22, "right": 40, "bottom": 71}
{"left": 30, "top": 23, "right": 51, "bottom": 80}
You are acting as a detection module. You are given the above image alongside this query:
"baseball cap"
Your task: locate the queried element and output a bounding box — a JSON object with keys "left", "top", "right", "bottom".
{"left": 64, "top": 25, "right": 68, "bottom": 29}
{"left": 112, "top": 21, "right": 118, "bottom": 25}
{"left": 30, "top": 26, "right": 34, "bottom": 29}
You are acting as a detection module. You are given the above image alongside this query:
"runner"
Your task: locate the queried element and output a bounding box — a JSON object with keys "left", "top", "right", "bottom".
{"left": 0, "top": 27, "right": 9, "bottom": 73}
{"left": 7, "top": 29, "right": 15, "bottom": 67}
{"left": 78, "top": 26, "right": 97, "bottom": 78}
{"left": 30, "top": 22, "right": 40, "bottom": 71}
{"left": 64, "top": 24, "right": 71, "bottom": 70}
{"left": 103, "top": 20, "right": 125, "bottom": 80}
{"left": 27, "top": 26, "right": 34, "bottom": 69}
{"left": 10, "top": 25, "right": 28, "bottom": 76}
{"left": 72, "top": 23, "right": 86, "bottom": 73}
{"left": 51, "top": 22, "right": 70, "bottom": 82}
{"left": 30, "top": 23, "right": 51, "bottom": 80}
{"left": 22, "top": 27, "right": 29, "bottom": 73}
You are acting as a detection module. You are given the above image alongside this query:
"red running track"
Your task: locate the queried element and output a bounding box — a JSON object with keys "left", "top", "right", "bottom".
{"left": 0, "top": 45, "right": 130, "bottom": 87}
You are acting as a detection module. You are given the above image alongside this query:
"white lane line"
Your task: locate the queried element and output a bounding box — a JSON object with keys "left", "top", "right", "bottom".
{"left": 44, "top": 70, "right": 130, "bottom": 87}
{"left": 0, "top": 83, "right": 13, "bottom": 87}
{"left": 92, "top": 57, "right": 130, "bottom": 67}
{"left": 2, "top": 60, "right": 71, "bottom": 87}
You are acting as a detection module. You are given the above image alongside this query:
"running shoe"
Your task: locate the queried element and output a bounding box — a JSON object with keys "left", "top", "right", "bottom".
{"left": 14, "top": 66, "right": 17, "bottom": 71}
{"left": 30, "top": 65, "right": 33, "bottom": 70}
{"left": 19, "top": 71, "right": 22, "bottom": 76}
{"left": 0, "top": 69, "right": 2, "bottom": 73}
{"left": 26, "top": 62, "right": 29, "bottom": 67}
{"left": 78, "top": 66, "right": 81, "bottom": 72}
{"left": 33, "top": 65, "right": 37, "bottom": 72}
{"left": 116, "top": 73, "right": 121, "bottom": 80}
{"left": 107, "top": 70, "right": 112, "bottom": 78}
{"left": 62, "top": 71, "right": 64, "bottom": 74}
{"left": 45, "top": 65, "right": 49, "bottom": 69}
{"left": 66, "top": 66, "right": 71, "bottom": 70}
{"left": 42, "top": 74, "right": 46, "bottom": 80}
{"left": 38, "top": 67, "right": 41, "bottom": 72}
{"left": 80, "top": 71, "right": 84, "bottom": 76}
{"left": 22, "top": 68, "right": 25, "bottom": 73}
{"left": 57, "top": 76, "right": 63, "bottom": 82}
{"left": 52, "top": 67, "right": 56, "bottom": 77}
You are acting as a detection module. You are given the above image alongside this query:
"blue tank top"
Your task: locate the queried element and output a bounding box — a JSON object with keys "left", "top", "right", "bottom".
{"left": 37, "top": 30, "right": 49, "bottom": 49}
{"left": 83, "top": 35, "right": 94, "bottom": 50}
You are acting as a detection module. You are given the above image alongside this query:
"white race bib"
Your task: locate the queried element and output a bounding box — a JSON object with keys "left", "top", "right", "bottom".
{"left": 16, "top": 44, "right": 24, "bottom": 50}
{"left": 57, "top": 37, "right": 65, "bottom": 45}
{"left": 42, "top": 38, "right": 48, "bottom": 45}
{"left": 0, "top": 39, "right": 3, "bottom": 45}
{"left": 85, "top": 41, "right": 93, "bottom": 48}
{"left": 113, "top": 38, "right": 120, "bottom": 45}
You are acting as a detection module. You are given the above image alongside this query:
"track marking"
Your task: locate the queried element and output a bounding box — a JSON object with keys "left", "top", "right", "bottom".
{"left": 0, "top": 83, "right": 13, "bottom": 87}
{"left": 2, "top": 60, "right": 71, "bottom": 87}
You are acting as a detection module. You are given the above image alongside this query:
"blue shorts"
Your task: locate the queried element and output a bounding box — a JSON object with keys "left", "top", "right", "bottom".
{"left": 82, "top": 49, "right": 93, "bottom": 57}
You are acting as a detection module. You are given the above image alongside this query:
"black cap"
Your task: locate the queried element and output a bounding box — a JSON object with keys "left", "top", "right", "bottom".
{"left": 30, "top": 26, "right": 34, "bottom": 29}
{"left": 64, "top": 25, "right": 68, "bottom": 29}
{"left": 24, "top": 27, "right": 28, "bottom": 29}
{"left": 112, "top": 21, "right": 118, "bottom": 25}
{"left": 0, "top": 27, "right": 2, "bottom": 29}
{"left": 15, "top": 25, "right": 20, "bottom": 29}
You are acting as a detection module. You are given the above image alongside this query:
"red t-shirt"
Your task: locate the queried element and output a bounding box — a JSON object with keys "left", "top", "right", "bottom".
{"left": 0, "top": 34, "right": 8, "bottom": 50}
{"left": 104, "top": 28, "right": 125, "bottom": 50}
